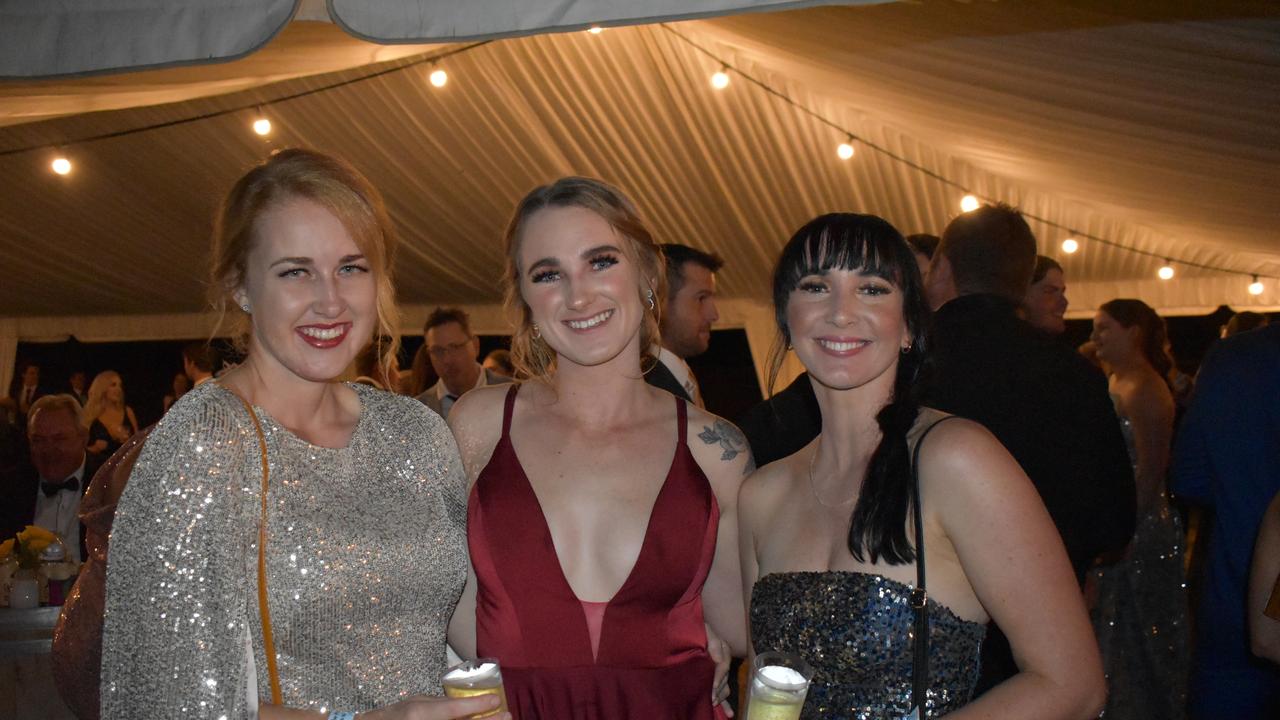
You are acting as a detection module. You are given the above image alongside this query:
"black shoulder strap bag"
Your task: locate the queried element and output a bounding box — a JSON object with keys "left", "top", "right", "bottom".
{"left": 909, "top": 415, "right": 959, "bottom": 720}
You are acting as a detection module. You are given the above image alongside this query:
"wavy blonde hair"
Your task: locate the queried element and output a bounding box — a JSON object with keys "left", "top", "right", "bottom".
{"left": 209, "top": 148, "right": 400, "bottom": 381}
{"left": 82, "top": 370, "right": 123, "bottom": 427}
{"left": 502, "top": 177, "right": 665, "bottom": 382}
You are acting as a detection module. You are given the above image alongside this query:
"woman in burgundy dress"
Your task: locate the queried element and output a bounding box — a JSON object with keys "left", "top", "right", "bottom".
{"left": 446, "top": 177, "right": 749, "bottom": 719}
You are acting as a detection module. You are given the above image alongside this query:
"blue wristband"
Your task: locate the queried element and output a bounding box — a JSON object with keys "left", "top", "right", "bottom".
{"left": 327, "top": 712, "right": 356, "bottom": 720}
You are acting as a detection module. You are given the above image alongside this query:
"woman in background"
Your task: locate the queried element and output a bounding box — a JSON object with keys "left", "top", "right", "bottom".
{"left": 161, "top": 371, "right": 191, "bottom": 412}
{"left": 83, "top": 370, "right": 138, "bottom": 457}
{"left": 740, "top": 213, "right": 1104, "bottom": 718}
{"left": 1089, "top": 297, "right": 1190, "bottom": 719}
{"left": 101, "top": 149, "right": 502, "bottom": 720}
{"left": 448, "top": 177, "right": 744, "bottom": 718}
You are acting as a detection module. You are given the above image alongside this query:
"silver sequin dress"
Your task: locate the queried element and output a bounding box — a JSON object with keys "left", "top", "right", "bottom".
{"left": 1089, "top": 411, "right": 1190, "bottom": 719}
{"left": 101, "top": 382, "right": 468, "bottom": 718}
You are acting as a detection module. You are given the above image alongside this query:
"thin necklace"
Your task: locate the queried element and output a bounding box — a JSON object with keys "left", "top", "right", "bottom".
{"left": 808, "top": 440, "right": 858, "bottom": 508}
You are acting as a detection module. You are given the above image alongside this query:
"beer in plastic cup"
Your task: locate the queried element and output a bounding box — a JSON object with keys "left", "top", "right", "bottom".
{"left": 746, "top": 651, "right": 813, "bottom": 720}
{"left": 441, "top": 658, "right": 508, "bottom": 719}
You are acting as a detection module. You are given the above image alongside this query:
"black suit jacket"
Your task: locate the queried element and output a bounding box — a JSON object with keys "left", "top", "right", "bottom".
{"left": 1, "top": 453, "right": 103, "bottom": 559}
{"left": 737, "top": 372, "right": 822, "bottom": 467}
{"left": 644, "top": 357, "right": 693, "bottom": 402}
{"left": 924, "top": 294, "right": 1136, "bottom": 692}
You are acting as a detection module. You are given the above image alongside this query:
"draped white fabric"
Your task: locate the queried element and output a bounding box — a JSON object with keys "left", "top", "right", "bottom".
{"left": 0, "top": 0, "right": 297, "bottom": 78}
{"left": 329, "top": 0, "right": 864, "bottom": 42}
{"left": 1, "top": 3, "right": 1277, "bottom": 389}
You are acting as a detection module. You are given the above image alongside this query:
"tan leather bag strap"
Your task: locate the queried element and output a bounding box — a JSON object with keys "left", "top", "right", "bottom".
{"left": 228, "top": 390, "right": 283, "bottom": 706}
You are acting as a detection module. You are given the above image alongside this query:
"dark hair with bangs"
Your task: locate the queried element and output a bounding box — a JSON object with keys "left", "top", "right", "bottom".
{"left": 768, "top": 212, "right": 932, "bottom": 565}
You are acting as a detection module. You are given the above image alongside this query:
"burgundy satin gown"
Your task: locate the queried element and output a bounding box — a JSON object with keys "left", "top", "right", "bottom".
{"left": 469, "top": 385, "right": 725, "bottom": 719}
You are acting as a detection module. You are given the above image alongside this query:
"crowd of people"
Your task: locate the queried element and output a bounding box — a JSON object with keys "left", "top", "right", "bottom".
{"left": 1, "top": 147, "right": 1278, "bottom": 719}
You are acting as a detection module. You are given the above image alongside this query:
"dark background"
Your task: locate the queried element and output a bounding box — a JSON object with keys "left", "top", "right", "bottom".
{"left": 9, "top": 308, "right": 1274, "bottom": 429}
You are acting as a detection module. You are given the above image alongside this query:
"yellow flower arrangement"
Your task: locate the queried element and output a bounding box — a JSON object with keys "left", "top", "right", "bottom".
{"left": 3, "top": 525, "right": 60, "bottom": 570}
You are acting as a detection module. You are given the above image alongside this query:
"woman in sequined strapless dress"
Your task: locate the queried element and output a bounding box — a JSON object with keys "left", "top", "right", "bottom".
{"left": 446, "top": 177, "right": 746, "bottom": 718}
{"left": 1089, "top": 299, "right": 1190, "bottom": 719}
{"left": 101, "top": 150, "right": 505, "bottom": 720}
{"left": 740, "top": 214, "right": 1105, "bottom": 719}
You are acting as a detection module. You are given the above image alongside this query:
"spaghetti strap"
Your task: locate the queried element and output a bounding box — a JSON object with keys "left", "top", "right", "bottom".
{"left": 501, "top": 384, "right": 519, "bottom": 436}
{"left": 675, "top": 396, "right": 688, "bottom": 446}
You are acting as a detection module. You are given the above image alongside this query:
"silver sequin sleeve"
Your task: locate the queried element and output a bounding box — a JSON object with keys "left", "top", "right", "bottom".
{"left": 101, "top": 383, "right": 470, "bottom": 719}
{"left": 101, "top": 387, "right": 260, "bottom": 718}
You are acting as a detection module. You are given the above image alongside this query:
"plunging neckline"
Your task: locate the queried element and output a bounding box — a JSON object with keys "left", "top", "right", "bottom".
{"left": 504, "top": 400, "right": 682, "bottom": 607}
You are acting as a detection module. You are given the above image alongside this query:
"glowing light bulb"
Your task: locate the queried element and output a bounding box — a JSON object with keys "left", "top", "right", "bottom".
{"left": 960, "top": 194, "right": 980, "bottom": 213}
{"left": 837, "top": 142, "right": 855, "bottom": 160}
{"left": 430, "top": 69, "right": 448, "bottom": 88}
{"left": 252, "top": 117, "right": 272, "bottom": 136}
{"left": 51, "top": 156, "right": 72, "bottom": 175}
{"left": 1157, "top": 263, "right": 1175, "bottom": 281}
{"left": 711, "top": 70, "right": 730, "bottom": 90}
{"left": 588, "top": 26, "right": 603, "bottom": 34}
{"left": 1249, "top": 277, "right": 1264, "bottom": 295}
{"left": 1061, "top": 238, "right": 1079, "bottom": 254}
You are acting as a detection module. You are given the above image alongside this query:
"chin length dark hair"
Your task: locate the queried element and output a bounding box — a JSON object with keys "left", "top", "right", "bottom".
{"left": 770, "top": 212, "right": 932, "bottom": 565}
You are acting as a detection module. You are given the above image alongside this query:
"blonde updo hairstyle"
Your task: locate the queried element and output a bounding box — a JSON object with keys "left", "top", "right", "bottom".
{"left": 210, "top": 148, "right": 400, "bottom": 379}
{"left": 502, "top": 177, "right": 666, "bottom": 382}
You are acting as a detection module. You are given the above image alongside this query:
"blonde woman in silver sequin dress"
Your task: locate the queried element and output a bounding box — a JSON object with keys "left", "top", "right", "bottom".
{"left": 740, "top": 214, "right": 1105, "bottom": 719}
{"left": 101, "top": 150, "right": 507, "bottom": 720}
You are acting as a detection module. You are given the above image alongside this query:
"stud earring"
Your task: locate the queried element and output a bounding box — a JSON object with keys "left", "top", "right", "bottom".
{"left": 646, "top": 289, "right": 655, "bottom": 311}
{"left": 901, "top": 342, "right": 912, "bottom": 354}
{"left": 241, "top": 303, "right": 251, "bottom": 313}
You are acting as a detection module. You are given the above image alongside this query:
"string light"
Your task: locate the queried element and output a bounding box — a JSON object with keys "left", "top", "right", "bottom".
{"left": 12, "top": 25, "right": 1275, "bottom": 296}
{"left": 710, "top": 66, "right": 730, "bottom": 90}
{"left": 1158, "top": 261, "right": 1175, "bottom": 280}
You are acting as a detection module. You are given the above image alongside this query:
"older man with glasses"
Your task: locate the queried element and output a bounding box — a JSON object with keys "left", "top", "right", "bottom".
{"left": 414, "top": 307, "right": 509, "bottom": 419}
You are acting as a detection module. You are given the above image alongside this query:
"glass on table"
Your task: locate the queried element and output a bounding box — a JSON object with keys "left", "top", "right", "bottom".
{"left": 746, "top": 651, "right": 813, "bottom": 720}
{"left": 441, "top": 658, "right": 508, "bottom": 719}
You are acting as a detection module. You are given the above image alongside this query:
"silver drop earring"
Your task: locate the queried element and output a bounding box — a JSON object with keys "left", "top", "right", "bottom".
{"left": 532, "top": 323, "right": 541, "bottom": 340}
{"left": 646, "top": 289, "right": 655, "bottom": 311}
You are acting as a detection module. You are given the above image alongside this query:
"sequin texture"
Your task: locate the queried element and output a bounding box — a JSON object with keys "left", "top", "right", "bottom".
{"left": 1088, "top": 412, "right": 1190, "bottom": 718}
{"left": 750, "top": 571, "right": 985, "bottom": 719}
{"left": 101, "top": 383, "right": 468, "bottom": 717}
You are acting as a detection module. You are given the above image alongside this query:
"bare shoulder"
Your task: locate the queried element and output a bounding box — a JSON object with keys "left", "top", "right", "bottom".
{"left": 687, "top": 404, "right": 755, "bottom": 475}
{"left": 740, "top": 448, "right": 800, "bottom": 516}
{"left": 686, "top": 404, "right": 755, "bottom": 507}
{"left": 447, "top": 383, "right": 515, "bottom": 479}
{"left": 912, "top": 408, "right": 1036, "bottom": 511}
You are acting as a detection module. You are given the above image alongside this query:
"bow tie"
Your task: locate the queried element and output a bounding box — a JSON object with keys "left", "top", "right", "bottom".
{"left": 41, "top": 477, "right": 79, "bottom": 497}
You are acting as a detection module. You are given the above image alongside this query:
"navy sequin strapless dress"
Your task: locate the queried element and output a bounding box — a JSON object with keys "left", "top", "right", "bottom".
{"left": 750, "top": 572, "right": 985, "bottom": 719}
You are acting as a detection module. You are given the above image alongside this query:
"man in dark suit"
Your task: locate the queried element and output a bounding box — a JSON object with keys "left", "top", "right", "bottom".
{"left": 1173, "top": 323, "right": 1280, "bottom": 717}
{"left": 1, "top": 394, "right": 102, "bottom": 562}
{"left": 414, "top": 307, "right": 508, "bottom": 419}
{"left": 11, "top": 362, "right": 48, "bottom": 423}
{"left": 924, "top": 203, "right": 1136, "bottom": 693}
{"left": 646, "top": 244, "right": 722, "bottom": 405}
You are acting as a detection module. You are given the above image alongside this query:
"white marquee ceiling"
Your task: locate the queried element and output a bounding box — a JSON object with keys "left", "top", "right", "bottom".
{"left": 1, "top": 0, "right": 1277, "bottom": 352}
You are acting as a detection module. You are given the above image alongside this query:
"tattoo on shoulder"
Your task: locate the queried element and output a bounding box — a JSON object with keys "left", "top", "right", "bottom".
{"left": 697, "top": 420, "right": 755, "bottom": 474}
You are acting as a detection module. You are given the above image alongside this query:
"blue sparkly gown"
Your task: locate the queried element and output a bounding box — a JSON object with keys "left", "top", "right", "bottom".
{"left": 750, "top": 571, "right": 986, "bottom": 719}
{"left": 1089, "top": 411, "right": 1190, "bottom": 719}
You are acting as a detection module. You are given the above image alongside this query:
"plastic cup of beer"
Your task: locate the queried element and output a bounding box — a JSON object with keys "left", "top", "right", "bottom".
{"left": 441, "top": 658, "right": 508, "bottom": 719}
{"left": 746, "top": 651, "right": 813, "bottom": 720}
